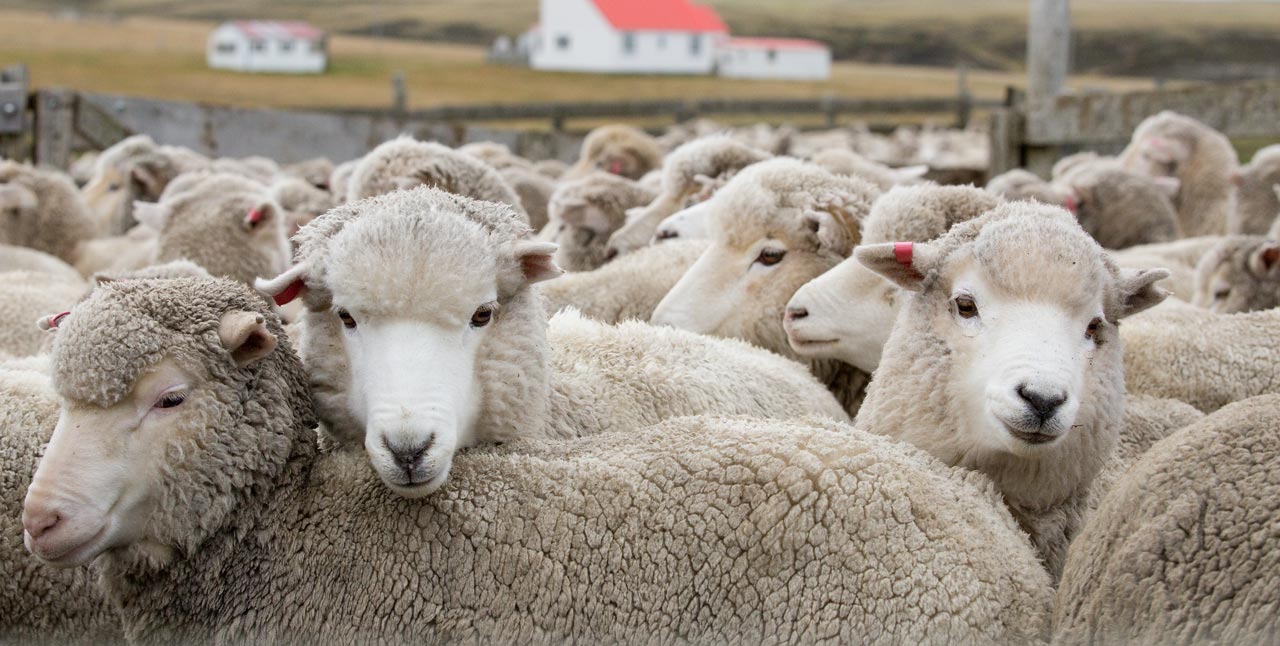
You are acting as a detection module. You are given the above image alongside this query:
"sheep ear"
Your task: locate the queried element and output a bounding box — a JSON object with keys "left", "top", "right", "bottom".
{"left": 513, "top": 240, "right": 563, "bottom": 284}
{"left": 1143, "top": 137, "right": 1176, "bottom": 164}
{"left": 255, "top": 263, "right": 309, "bottom": 306}
{"left": 218, "top": 311, "right": 277, "bottom": 368}
{"left": 1248, "top": 242, "right": 1280, "bottom": 278}
{"left": 1152, "top": 176, "right": 1181, "bottom": 199}
{"left": 130, "top": 154, "right": 173, "bottom": 200}
{"left": 803, "top": 206, "right": 862, "bottom": 257}
{"left": 1115, "top": 267, "right": 1171, "bottom": 319}
{"left": 1229, "top": 169, "right": 1243, "bottom": 187}
{"left": 891, "top": 165, "right": 929, "bottom": 183}
{"left": 244, "top": 202, "right": 276, "bottom": 231}
{"left": 34, "top": 311, "right": 70, "bottom": 334}
{"left": 855, "top": 242, "right": 941, "bottom": 292}
{"left": 133, "top": 201, "right": 171, "bottom": 231}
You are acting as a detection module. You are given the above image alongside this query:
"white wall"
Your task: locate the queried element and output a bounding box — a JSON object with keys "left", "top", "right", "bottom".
{"left": 531, "top": 0, "right": 717, "bottom": 74}
{"left": 718, "top": 46, "right": 831, "bottom": 80}
{"left": 207, "top": 24, "right": 327, "bottom": 74}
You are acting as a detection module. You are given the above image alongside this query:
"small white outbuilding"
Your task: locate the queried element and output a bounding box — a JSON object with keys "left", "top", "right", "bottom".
{"left": 717, "top": 37, "right": 831, "bottom": 81}
{"left": 207, "top": 21, "right": 328, "bottom": 74}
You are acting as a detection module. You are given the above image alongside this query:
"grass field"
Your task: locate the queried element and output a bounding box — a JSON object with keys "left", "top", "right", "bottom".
{"left": 0, "top": 9, "right": 1162, "bottom": 114}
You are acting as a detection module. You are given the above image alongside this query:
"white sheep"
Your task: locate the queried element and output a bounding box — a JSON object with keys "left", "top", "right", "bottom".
{"left": 809, "top": 147, "right": 928, "bottom": 191}
{"left": 0, "top": 271, "right": 85, "bottom": 357}
{"left": 346, "top": 137, "right": 528, "bottom": 222}
{"left": 652, "top": 158, "right": 881, "bottom": 417}
{"left": 853, "top": 201, "right": 1171, "bottom": 579}
{"left": 544, "top": 171, "right": 655, "bottom": 271}
{"left": 80, "top": 135, "right": 193, "bottom": 235}
{"left": 1228, "top": 143, "right": 1280, "bottom": 235}
{"left": 20, "top": 276, "right": 1053, "bottom": 643}
{"left": 1191, "top": 235, "right": 1280, "bottom": 312}
{"left": 784, "top": 184, "right": 1002, "bottom": 373}
{"left": 1053, "top": 159, "right": 1183, "bottom": 249}
{"left": 257, "top": 187, "right": 847, "bottom": 496}
{"left": 0, "top": 161, "right": 97, "bottom": 264}
{"left": 1053, "top": 394, "right": 1280, "bottom": 645}
{"left": 1121, "top": 298, "right": 1280, "bottom": 412}
{"left": 605, "top": 135, "right": 771, "bottom": 259}
{"left": 0, "top": 244, "right": 85, "bottom": 284}
{"left": 1119, "top": 110, "right": 1239, "bottom": 237}
{"left": 270, "top": 175, "right": 338, "bottom": 238}
{"left": 1108, "top": 235, "right": 1225, "bottom": 302}
{"left": 536, "top": 238, "right": 709, "bottom": 323}
{"left": 562, "top": 124, "right": 663, "bottom": 182}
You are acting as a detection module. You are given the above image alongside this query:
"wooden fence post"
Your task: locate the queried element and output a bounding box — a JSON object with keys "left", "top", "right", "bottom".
{"left": 1024, "top": 0, "right": 1071, "bottom": 176}
{"left": 955, "top": 64, "right": 972, "bottom": 128}
{"left": 34, "top": 88, "right": 74, "bottom": 169}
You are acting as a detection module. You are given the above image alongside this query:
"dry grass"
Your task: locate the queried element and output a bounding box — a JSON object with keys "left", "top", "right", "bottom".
{"left": 0, "top": 9, "right": 1157, "bottom": 113}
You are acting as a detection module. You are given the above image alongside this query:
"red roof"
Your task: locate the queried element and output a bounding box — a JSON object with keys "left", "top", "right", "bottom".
{"left": 725, "top": 37, "right": 828, "bottom": 51}
{"left": 590, "top": 0, "right": 728, "bottom": 33}
{"left": 232, "top": 20, "right": 325, "bottom": 41}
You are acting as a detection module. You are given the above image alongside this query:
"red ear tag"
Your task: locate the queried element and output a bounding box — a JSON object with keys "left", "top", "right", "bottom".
{"left": 247, "top": 208, "right": 263, "bottom": 225}
{"left": 1063, "top": 196, "right": 1078, "bottom": 214}
{"left": 49, "top": 311, "right": 70, "bottom": 329}
{"left": 273, "top": 279, "right": 304, "bottom": 306}
{"left": 893, "top": 242, "right": 913, "bottom": 269}
{"left": 608, "top": 160, "right": 623, "bottom": 175}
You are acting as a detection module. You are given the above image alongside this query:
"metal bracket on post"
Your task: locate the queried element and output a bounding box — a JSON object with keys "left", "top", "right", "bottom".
{"left": 0, "top": 64, "right": 28, "bottom": 136}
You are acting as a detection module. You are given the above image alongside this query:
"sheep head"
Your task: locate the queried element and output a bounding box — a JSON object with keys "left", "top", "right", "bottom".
{"left": 257, "top": 187, "right": 560, "bottom": 498}
{"left": 651, "top": 159, "right": 878, "bottom": 360}
{"left": 856, "top": 203, "right": 1168, "bottom": 508}
{"left": 1193, "top": 235, "right": 1280, "bottom": 313}
{"left": 23, "top": 278, "right": 309, "bottom": 571}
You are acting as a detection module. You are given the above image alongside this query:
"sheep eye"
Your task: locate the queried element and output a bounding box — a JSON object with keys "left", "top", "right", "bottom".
{"left": 471, "top": 304, "right": 495, "bottom": 328}
{"left": 108, "top": 183, "right": 122, "bottom": 192}
{"left": 336, "top": 309, "right": 357, "bottom": 329}
{"left": 1085, "top": 317, "right": 1103, "bottom": 340}
{"left": 954, "top": 296, "right": 979, "bottom": 319}
{"left": 755, "top": 248, "right": 786, "bottom": 267}
{"left": 1214, "top": 288, "right": 1230, "bottom": 301}
{"left": 155, "top": 391, "right": 187, "bottom": 409}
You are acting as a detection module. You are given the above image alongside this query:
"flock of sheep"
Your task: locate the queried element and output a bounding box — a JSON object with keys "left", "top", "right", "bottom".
{"left": 0, "top": 109, "right": 1278, "bottom": 645}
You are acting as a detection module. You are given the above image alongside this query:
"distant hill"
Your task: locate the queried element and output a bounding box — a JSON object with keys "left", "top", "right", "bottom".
{"left": 6, "top": 0, "right": 1280, "bottom": 80}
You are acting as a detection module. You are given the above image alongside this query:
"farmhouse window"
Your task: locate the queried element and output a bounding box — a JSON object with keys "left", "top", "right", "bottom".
{"left": 657, "top": 34, "right": 667, "bottom": 49}
{"left": 623, "top": 32, "right": 636, "bottom": 54}
{"left": 767, "top": 49, "right": 778, "bottom": 62}
{"left": 216, "top": 42, "right": 236, "bottom": 54}
{"left": 251, "top": 40, "right": 266, "bottom": 52}
{"left": 311, "top": 39, "right": 325, "bottom": 54}
{"left": 689, "top": 33, "right": 701, "bottom": 55}
{"left": 556, "top": 34, "right": 571, "bottom": 51}
{"left": 281, "top": 40, "right": 295, "bottom": 52}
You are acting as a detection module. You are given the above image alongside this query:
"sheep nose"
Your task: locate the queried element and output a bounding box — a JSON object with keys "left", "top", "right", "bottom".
{"left": 384, "top": 436, "right": 432, "bottom": 472}
{"left": 22, "top": 507, "right": 61, "bottom": 541}
{"left": 604, "top": 247, "right": 619, "bottom": 262}
{"left": 785, "top": 306, "right": 808, "bottom": 322}
{"left": 1016, "top": 384, "right": 1067, "bottom": 423}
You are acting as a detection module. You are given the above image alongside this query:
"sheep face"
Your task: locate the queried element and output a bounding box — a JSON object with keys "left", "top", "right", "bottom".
{"left": 24, "top": 309, "right": 279, "bottom": 569}
{"left": 858, "top": 207, "right": 1169, "bottom": 461}
{"left": 82, "top": 153, "right": 175, "bottom": 236}
{"left": 1193, "top": 236, "right": 1280, "bottom": 313}
{"left": 262, "top": 194, "right": 560, "bottom": 498}
{"left": 653, "top": 201, "right": 712, "bottom": 243}
{"left": 605, "top": 193, "right": 685, "bottom": 259}
{"left": 0, "top": 180, "right": 38, "bottom": 246}
{"left": 784, "top": 256, "right": 899, "bottom": 373}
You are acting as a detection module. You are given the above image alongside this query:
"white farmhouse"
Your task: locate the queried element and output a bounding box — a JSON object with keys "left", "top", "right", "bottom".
{"left": 718, "top": 38, "right": 832, "bottom": 81}
{"left": 530, "top": 0, "right": 728, "bottom": 75}
{"left": 207, "top": 21, "right": 328, "bottom": 74}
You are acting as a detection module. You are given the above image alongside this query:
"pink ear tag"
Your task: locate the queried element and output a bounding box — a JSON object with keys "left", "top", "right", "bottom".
{"left": 273, "top": 279, "right": 304, "bottom": 306}
{"left": 608, "top": 160, "right": 623, "bottom": 175}
{"left": 1063, "top": 196, "right": 1078, "bottom": 214}
{"left": 247, "top": 208, "right": 263, "bottom": 226}
{"left": 893, "top": 242, "right": 913, "bottom": 269}
{"left": 48, "top": 311, "right": 70, "bottom": 329}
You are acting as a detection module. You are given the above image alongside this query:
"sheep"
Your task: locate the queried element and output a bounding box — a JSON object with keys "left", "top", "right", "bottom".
{"left": 532, "top": 158, "right": 568, "bottom": 180}
{"left": 1050, "top": 151, "right": 1112, "bottom": 180}
{"left": 270, "top": 175, "right": 338, "bottom": 237}
{"left": 212, "top": 155, "right": 281, "bottom": 184}
{"left": 81, "top": 135, "right": 185, "bottom": 235}
{"left": 72, "top": 224, "right": 159, "bottom": 277}
{"left": 563, "top": 124, "right": 663, "bottom": 182}
{"left": 0, "top": 271, "right": 86, "bottom": 357}
{"left": 605, "top": 135, "right": 771, "bottom": 259}
{"left": 346, "top": 137, "right": 528, "bottom": 222}
{"left": 1121, "top": 298, "right": 1280, "bottom": 412}
{"left": 1053, "top": 394, "right": 1280, "bottom": 645}
{"left": 651, "top": 199, "right": 713, "bottom": 243}
{"left": 0, "top": 161, "right": 97, "bottom": 263}
{"left": 1109, "top": 235, "right": 1225, "bottom": 302}
{"left": 536, "top": 238, "right": 709, "bottom": 323}
{"left": 1119, "top": 110, "right": 1238, "bottom": 237}
{"left": 328, "top": 159, "right": 358, "bottom": 203}
{"left": 652, "top": 158, "right": 881, "bottom": 417}
{"left": 257, "top": 187, "right": 848, "bottom": 496}
{"left": 20, "top": 277, "right": 1053, "bottom": 643}
{"left": 456, "top": 142, "right": 556, "bottom": 230}
{"left": 785, "top": 184, "right": 1002, "bottom": 374}
{"left": 853, "top": 201, "right": 1172, "bottom": 579}
{"left": 809, "top": 148, "right": 928, "bottom": 191}
{"left": 0, "top": 358, "right": 120, "bottom": 644}
{"left": 544, "top": 172, "right": 655, "bottom": 271}
{"left": 985, "top": 168, "right": 1071, "bottom": 206}
{"left": 1053, "top": 160, "right": 1183, "bottom": 248}
{"left": 0, "top": 244, "right": 85, "bottom": 284}
{"left": 456, "top": 141, "right": 526, "bottom": 170}
{"left": 282, "top": 156, "right": 335, "bottom": 190}
{"left": 1227, "top": 144, "right": 1280, "bottom": 235}
{"left": 1085, "top": 395, "right": 1204, "bottom": 514}
{"left": 1190, "top": 235, "right": 1280, "bottom": 312}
